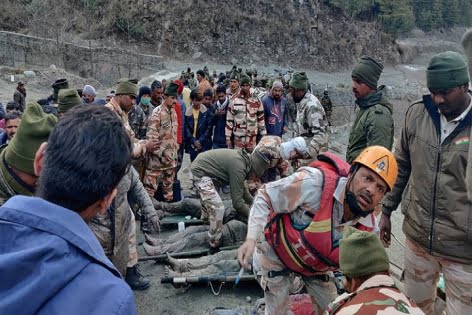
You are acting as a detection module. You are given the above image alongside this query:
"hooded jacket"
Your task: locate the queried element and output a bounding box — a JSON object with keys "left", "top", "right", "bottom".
{"left": 261, "top": 92, "right": 288, "bottom": 137}
{"left": 0, "top": 196, "right": 136, "bottom": 315}
{"left": 346, "top": 86, "right": 394, "bottom": 163}
{"left": 382, "top": 94, "right": 472, "bottom": 263}
{"left": 190, "top": 149, "right": 269, "bottom": 216}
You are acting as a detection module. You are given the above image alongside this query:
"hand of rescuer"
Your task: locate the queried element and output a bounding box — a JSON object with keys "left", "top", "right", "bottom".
{"left": 237, "top": 239, "right": 256, "bottom": 270}
{"left": 146, "top": 139, "right": 160, "bottom": 152}
{"left": 379, "top": 212, "right": 391, "bottom": 248}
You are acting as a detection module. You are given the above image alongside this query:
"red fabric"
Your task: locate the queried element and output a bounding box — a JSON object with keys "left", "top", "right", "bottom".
{"left": 290, "top": 294, "right": 315, "bottom": 315}
{"left": 265, "top": 152, "right": 374, "bottom": 276}
{"left": 175, "top": 102, "right": 183, "bottom": 144}
{"left": 174, "top": 80, "right": 184, "bottom": 94}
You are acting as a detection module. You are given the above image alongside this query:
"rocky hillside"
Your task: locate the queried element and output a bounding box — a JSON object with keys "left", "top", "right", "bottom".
{"left": 0, "top": 0, "right": 399, "bottom": 70}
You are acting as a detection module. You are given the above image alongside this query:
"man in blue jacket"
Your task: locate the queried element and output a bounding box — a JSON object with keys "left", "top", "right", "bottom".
{"left": 0, "top": 105, "right": 136, "bottom": 315}
{"left": 262, "top": 80, "right": 288, "bottom": 137}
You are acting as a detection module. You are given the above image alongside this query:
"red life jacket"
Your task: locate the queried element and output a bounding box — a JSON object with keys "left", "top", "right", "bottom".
{"left": 264, "top": 152, "right": 375, "bottom": 276}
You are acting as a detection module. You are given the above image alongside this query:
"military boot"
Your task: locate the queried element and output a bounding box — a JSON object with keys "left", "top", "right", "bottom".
{"left": 125, "top": 265, "right": 151, "bottom": 290}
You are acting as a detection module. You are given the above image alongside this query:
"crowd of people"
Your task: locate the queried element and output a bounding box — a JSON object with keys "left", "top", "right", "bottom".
{"left": 0, "top": 30, "right": 471, "bottom": 315}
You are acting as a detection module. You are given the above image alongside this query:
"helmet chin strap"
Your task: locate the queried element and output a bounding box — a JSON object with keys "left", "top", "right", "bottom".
{"left": 345, "top": 167, "right": 374, "bottom": 218}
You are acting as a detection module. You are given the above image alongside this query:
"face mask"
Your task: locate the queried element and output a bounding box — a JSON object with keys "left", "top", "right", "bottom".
{"left": 141, "top": 97, "right": 150, "bottom": 106}
{"left": 345, "top": 190, "right": 373, "bottom": 218}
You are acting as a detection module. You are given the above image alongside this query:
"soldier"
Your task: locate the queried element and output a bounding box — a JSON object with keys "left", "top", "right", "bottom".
{"left": 150, "top": 80, "right": 164, "bottom": 108}
{"left": 287, "top": 72, "right": 329, "bottom": 164}
{"left": 57, "top": 89, "right": 82, "bottom": 118}
{"left": 380, "top": 50, "right": 472, "bottom": 314}
{"left": 226, "top": 71, "right": 240, "bottom": 97}
{"left": 247, "top": 135, "right": 310, "bottom": 193}
{"left": 0, "top": 103, "right": 57, "bottom": 205}
{"left": 106, "top": 78, "right": 159, "bottom": 159}
{"left": 144, "top": 82, "right": 179, "bottom": 202}
{"left": 129, "top": 86, "right": 150, "bottom": 140}
{"left": 346, "top": 56, "right": 394, "bottom": 164}
{"left": 325, "top": 226, "right": 424, "bottom": 315}
{"left": 90, "top": 166, "right": 160, "bottom": 290}
{"left": 321, "top": 88, "right": 333, "bottom": 126}
{"left": 237, "top": 146, "right": 398, "bottom": 315}
{"left": 190, "top": 147, "right": 271, "bottom": 251}
{"left": 226, "top": 74, "right": 267, "bottom": 152}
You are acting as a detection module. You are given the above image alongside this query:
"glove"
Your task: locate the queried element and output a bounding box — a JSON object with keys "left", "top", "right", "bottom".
{"left": 147, "top": 214, "right": 161, "bottom": 233}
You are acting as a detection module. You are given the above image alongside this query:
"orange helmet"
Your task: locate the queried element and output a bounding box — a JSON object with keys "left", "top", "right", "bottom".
{"left": 352, "top": 146, "right": 398, "bottom": 191}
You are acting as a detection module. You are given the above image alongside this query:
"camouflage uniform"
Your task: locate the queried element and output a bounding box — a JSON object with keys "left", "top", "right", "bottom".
{"left": 248, "top": 169, "right": 377, "bottom": 315}
{"left": 403, "top": 239, "right": 472, "bottom": 315}
{"left": 290, "top": 91, "right": 329, "bottom": 164}
{"left": 128, "top": 105, "right": 147, "bottom": 140}
{"left": 225, "top": 91, "right": 267, "bottom": 152}
{"left": 247, "top": 135, "right": 291, "bottom": 193}
{"left": 105, "top": 98, "right": 147, "bottom": 159}
{"left": 89, "top": 167, "right": 157, "bottom": 276}
{"left": 321, "top": 94, "right": 333, "bottom": 126}
{"left": 144, "top": 104, "right": 178, "bottom": 202}
{"left": 144, "top": 220, "right": 246, "bottom": 257}
{"left": 325, "top": 275, "right": 424, "bottom": 315}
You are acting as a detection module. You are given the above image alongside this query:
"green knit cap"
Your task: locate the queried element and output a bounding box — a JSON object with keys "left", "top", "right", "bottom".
{"left": 289, "top": 72, "right": 308, "bottom": 90}
{"left": 58, "top": 88, "right": 82, "bottom": 114}
{"left": 426, "top": 51, "right": 470, "bottom": 90}
{"left": 4, "top": 102, "right": 58, "bottom": 176}
{"left": 230, "top": 71, "right": 240, "bottom": 81}
{"left": 339, "top": 226, "right": 390, "bottom": 278}
{"left": 51, "top": 79, "right": 69, "bottom": 101}
{"left": 240, "top": 74, "right": 251, "bottom": 86}
{"left": 351, "top": 56, "right": 384, "bottom": 89}
{"left": 164, "top": 82, "right": 179, "bottom": 97}
{"left": 116, "top": 78, "right": 138, "bottom": 96}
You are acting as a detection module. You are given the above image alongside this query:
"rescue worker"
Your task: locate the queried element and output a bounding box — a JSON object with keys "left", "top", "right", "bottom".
{"left": 325, "top": 226, "right": 424, "bottom": 315}
{"left": 0, "top": 103, "right": 57, "bottom": 204}
{"left": 144, "top": 82, "right": 179, "bottom": 202}
{"left": 321, "top": 88, "right": 333, "bottom": 126}
{"left": 237, "top": 146, "right": 398, "bottom": 315}
{"left": 380, "top": 49, "right": 472, "bottom": 314}
{"left": 189, "top": 147, "right": 271, "bottom": 251}
{"left": 286, "top": 72, "right": 329, "bottom": 164}
{"left": 226, "top": 74, "right": 267, "bottom": 152}
{"left": 346, "top": 56, "right": 394, "bottom": 164}
{"left": 105, "top": 78, "right": 159, "bottom": 159}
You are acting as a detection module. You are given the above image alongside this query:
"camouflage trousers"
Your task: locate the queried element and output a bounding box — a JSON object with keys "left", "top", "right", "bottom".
{"left": 127, "top": 209, "right": 138, "bottom": 268}
{"left": 144, "top": 167, "right": 175, "bottom": 202}
{"left": 404, "top": 238, "right": 472, "bottom": 315}
{"left": 253, "top": 236, "right": 338, "bottom": 315}
{"left": 233, "top": 136, "right": 256, "bottom": 153}
{"left": 193, "top": 175, "right": 225, "bottom": 248}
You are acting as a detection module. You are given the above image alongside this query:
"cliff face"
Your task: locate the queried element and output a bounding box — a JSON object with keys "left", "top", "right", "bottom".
{"left": 0, "top": 0, "right": 399, "bottom": 70}
{"left": 132, "top": 0, "right": 399, "bottom": 69}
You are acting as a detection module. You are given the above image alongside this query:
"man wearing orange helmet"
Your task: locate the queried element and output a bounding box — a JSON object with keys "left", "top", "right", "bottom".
{"left": 237, "top": 146, "right": 398, "bottom": 315}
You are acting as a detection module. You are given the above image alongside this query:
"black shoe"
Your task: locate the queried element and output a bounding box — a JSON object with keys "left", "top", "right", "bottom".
{"left": 125, "top": 265, "right": 151, "bottom": 290}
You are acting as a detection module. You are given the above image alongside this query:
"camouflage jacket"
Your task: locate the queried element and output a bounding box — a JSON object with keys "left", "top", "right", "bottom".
{"left": 128, "top": 105, "right": 147, "bottom": 140}
{"left": 89, "top": 167, "right": 156, "bottom": 274}
{"left": 325, "top": 275, "right": 424, "bottom": 315}
{"left": 225, "top": 91, "right": 267, "bottom": 146}
{"left": 287, "top": 91, "right": 329, "bottom": 162}
{"left": 105, "top": 98, "right": 147, "bottom": 159}
{"left": 146, "top": 104, "right": 178, "bottom": 170}
{"left": 254, "top": 135, "right": 291, "bottom": 177}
